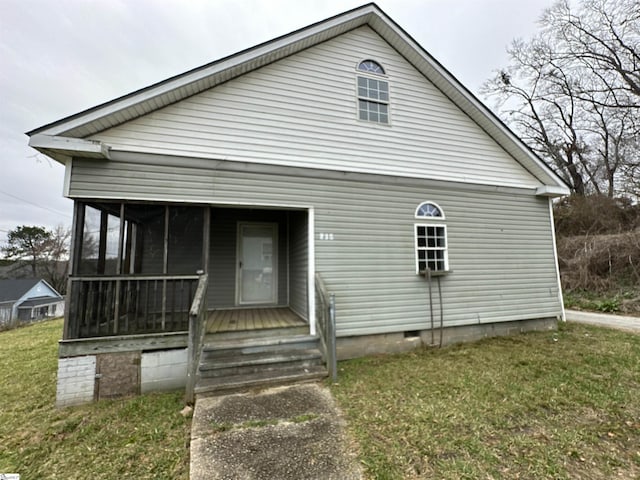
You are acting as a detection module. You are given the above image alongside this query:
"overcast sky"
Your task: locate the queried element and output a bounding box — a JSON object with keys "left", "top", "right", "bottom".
{"left": 0, "top": 0, "right": 556, "bottom": 246}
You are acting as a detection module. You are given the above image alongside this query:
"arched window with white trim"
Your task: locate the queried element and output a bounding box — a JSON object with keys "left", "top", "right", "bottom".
{"left": 356, "top": 59, "right": 389, "bottom": 124}
{"left": 414, "top": 202, "right": 448, "bottom": 273}
{"left": 415, "top": 201, "right": 444, "bottom": 219}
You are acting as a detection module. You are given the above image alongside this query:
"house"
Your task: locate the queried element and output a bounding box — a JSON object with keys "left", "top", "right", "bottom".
{"left": 0, "top": 278, "right": 64, "bottom": 327}
{"left": 27, "top": 3, "right": 569, "bottom": 407}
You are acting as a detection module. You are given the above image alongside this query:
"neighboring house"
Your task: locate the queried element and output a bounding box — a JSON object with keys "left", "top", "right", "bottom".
{"left": 27, "top": 4, "right": 569, "bottom": 407}
{"left": 0, "top": 278, "right": 64, "bottom": 327}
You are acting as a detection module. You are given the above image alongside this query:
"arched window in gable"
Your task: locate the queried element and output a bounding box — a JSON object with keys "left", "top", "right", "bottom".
{"left": 356, "top": 59, "right": 389, "bottom": 124}
{"left": 415, "top": 201, "right": 444, "bottom": 219}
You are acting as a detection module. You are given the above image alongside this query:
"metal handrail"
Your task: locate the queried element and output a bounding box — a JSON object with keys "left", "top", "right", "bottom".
{"left": 315, "top": 273, "right": 337, "bottom": 382}
{"left": 185, "top": 273, "right": 208, "bottom": 404}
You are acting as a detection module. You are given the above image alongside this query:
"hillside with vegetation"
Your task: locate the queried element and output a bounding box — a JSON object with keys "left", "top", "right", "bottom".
{"left": 555, "top": 195, "right": 640, "bottom": 314}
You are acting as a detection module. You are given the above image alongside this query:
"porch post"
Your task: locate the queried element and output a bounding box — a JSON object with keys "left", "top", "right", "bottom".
{"left": 112, "top": 203, "right": 125, "bottom": 334}
{"left": 202, "top": 206, "right": 210, "bottom": 274}
{"left": 97, "top": 210, "right": 108, "bottom": 274}
{"left": 161, "top": 205, "right": 169, "bottom": 330}
{"left": 308, "top": 207, "right": 316, "bottom": 336}
{"left": 63, "top": 201, "right": 84, "bottom": 340}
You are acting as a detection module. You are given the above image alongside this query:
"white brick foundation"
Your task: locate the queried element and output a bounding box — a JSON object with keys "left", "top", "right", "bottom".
{"left": 56, "top": 356, "right": 96, "bottom": 407}
{"left": 141, "top": 348, "right": 187, "bottom": 393}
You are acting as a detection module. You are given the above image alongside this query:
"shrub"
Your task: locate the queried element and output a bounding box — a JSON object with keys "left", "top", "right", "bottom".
{"left": 557, "top": 232, "right": 640, "bottom": 292}
{"left": 554, "top": 194, "right": 640, "bottom": 236}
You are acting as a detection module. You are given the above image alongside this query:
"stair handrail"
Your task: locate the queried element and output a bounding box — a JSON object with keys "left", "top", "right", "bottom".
{"left": 185, "top": 273, "right": 208, "bottom": 404}
{"left": 315, "top": 272, "right": 337, "bottom": 382}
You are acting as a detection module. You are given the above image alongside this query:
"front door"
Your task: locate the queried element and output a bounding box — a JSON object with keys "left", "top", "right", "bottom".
{"left": 237, "top": 222, "right": 277, "bottom": 305}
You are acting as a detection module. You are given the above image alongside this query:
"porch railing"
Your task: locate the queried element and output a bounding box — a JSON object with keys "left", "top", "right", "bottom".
{"left": 66, "top": 275, "right": 200, "bottom": 339}
{"left": 315, "top": 272, "right": 337, "bottom": 382}
{"left": 185, "top": 273, "right": 208, "bottom": 404}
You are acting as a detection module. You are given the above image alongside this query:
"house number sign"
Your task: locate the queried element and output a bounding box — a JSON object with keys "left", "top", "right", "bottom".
{"left": 319, "top": 233, "right": 334, "bottom": 240}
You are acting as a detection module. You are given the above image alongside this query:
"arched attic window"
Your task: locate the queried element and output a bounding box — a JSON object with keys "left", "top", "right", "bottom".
{"left": 414, "top": 202, "right": 448, "bottom": 273}
{"left": 415, "top": 201, "right": 444, "bottom": 219}
{"left": 358, "top": 59, "right": 385, "bottom": 74}
{"left": 356, "top": 59, "right": 389, "bottom": 124}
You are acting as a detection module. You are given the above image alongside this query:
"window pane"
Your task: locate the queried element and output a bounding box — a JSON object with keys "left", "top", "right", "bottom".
{"left": 131, "top": 204, "right": 165, "bottom": 274}
{"left": 79, "top": 206, "right": 101, "bottom": 274}
{"left": 104, "top": 214, "right": 121, "bottom": 275}
{"left": 167, "top": 206, "right": 204, "bottom": 275}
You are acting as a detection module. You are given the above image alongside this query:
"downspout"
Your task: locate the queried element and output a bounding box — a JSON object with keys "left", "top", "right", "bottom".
{"left": 548, "top": 198, "right": 566, "bottom": 322}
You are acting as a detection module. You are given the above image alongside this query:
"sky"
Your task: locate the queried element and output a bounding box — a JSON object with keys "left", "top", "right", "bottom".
{"left": 0, "top": 0, "right": 557, "bottom": 247}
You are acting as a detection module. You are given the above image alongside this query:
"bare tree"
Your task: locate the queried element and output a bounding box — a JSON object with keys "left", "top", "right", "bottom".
{"left": 482, "top": 0, "right": 639, "bottom": 198}
{"left": 40, "top": 225, "right": 71, "bottom": 294}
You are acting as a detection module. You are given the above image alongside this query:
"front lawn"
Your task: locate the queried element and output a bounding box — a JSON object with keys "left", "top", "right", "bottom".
{"left": 332, "top": 322, "right": 640, "bottom": 479}
{"left": 0, "top": 319, "right": 191, "bottom": 479}
{"left": 3, "top": 318, "right": 639, "bottom": 479}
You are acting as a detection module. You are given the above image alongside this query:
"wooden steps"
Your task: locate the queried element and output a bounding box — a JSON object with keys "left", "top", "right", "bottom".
{"left": 195, "top": 327, "right": 327, "bottom": 397}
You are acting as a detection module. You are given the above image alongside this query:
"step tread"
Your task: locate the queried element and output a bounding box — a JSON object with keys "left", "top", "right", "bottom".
{"left": 203, "top": 334, "right": 319, "bottom": 352}
{"left": 205, "top": 325, "right": 309, "bottom": 342}
{"left": 195, "top": 365, "right": 328, "bottom": 395}
{"left": 199, "top": 349, "right": 323, "bottom": 371}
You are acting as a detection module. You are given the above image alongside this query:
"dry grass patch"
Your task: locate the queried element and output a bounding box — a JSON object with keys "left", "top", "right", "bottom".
{"left": 332, "top": 323, "right": 640, "bottom": 479}
{"left": 0, "top": 318, "right": 191, "bottom": 479}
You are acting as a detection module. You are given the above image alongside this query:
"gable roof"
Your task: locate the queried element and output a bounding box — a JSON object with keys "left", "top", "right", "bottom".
{"left": 27, "top": 3, "right": 569, "bottom": 195}
{"left": 0, "top": 278, "right": 40, "bottom": 303}
{"left": 0, "top": 278, "right": 62, "bottom": 303}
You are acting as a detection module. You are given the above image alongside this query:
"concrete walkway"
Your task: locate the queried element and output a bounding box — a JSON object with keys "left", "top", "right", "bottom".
{"left": 565, "top": 309, "right": 640, "bottom": 333}
{"left": 190, "top": 383, "right": 362, "bottom": 480}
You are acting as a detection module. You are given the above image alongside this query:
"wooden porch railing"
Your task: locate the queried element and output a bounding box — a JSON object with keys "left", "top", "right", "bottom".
{"left": 66, "top": 275, "right": 200, "bottom": 339}
{"left": 185, "top": 273, "right": 208, "bottom": 404}
{"left": 315, "top": 272, "right": 337, "bottom": 382}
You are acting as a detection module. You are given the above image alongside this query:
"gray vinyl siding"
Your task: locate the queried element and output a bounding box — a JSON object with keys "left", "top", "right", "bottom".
{"left": 90, "top": 26, "right": 541, "bottom": 190}
{"left": 207, "top": 208, "right": 289, "bottom": 308}
{"left": 288, "top": 210, "right": 308, "bottom": 320}
{"left": 69, "top": 157, "right": 562, "bottom": 337}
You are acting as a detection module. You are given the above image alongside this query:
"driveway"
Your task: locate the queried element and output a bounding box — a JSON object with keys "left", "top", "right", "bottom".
{"left": 565, "top": 309, "right": 640, "bottom": 333}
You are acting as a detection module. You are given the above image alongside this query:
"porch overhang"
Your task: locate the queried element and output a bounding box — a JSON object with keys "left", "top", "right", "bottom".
{"left": 28, "top": 134, "right": 111, "bottom": 164}
{"left": 535, "top": 185, "right": 570, "bottom": 198}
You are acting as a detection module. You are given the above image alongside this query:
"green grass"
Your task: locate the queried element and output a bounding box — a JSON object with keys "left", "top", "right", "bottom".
{"left": 564, "top": 288, "right": 640, "bottom": 314}
{"left": 0, "top": 319, "right": 191, "bottom": 479}
{"left": 4, "top": 317, "right": 639, "bottom": 479}
{"left": 331, "top": 323, "right": 640, "bottom": 479}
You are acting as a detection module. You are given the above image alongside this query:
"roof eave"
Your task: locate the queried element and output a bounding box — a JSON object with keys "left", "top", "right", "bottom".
{"left": 26, "top": 4, "right": 380, "bottom": 139}
{"left": 536, "top": 185, "right": 571, "bottom": 197}
{"left": 28, "top": 134, "right": 111, "bottom": 164}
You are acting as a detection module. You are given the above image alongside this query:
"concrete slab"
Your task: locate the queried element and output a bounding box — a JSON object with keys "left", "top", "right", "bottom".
{"left": 190, "top": 384, "right": 362, "bottom": 480}
{"left": 565, "top": 309, "right": 640, "bottom": 333}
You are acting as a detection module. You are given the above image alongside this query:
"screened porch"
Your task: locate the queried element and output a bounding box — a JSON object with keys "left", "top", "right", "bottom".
{"left": 65, "top": 200, "right": 310, "bottom": 340}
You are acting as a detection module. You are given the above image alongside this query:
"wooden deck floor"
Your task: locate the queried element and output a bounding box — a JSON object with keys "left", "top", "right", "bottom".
{"left": 205, "top": 308, "right": 307, "bottom": 334}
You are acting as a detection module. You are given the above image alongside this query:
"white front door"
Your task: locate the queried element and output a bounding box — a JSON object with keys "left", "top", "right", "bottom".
{"left": 237, "top": 222, "right": 277, "bottom": 305}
